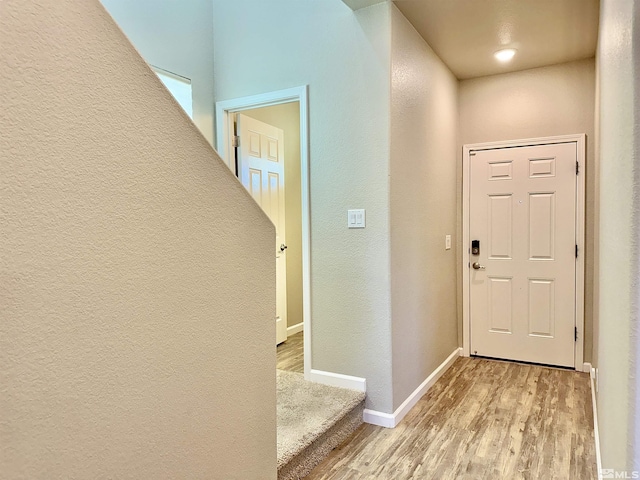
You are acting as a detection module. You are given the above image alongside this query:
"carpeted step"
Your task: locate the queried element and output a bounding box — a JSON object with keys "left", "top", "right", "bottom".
{"left": 277, "top": 370, "right": 366, "bottom": 480}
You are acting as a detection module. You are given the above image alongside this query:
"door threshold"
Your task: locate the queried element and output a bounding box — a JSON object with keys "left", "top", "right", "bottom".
{"left": 470, "top": 355, "right": 576, "bottom": 371}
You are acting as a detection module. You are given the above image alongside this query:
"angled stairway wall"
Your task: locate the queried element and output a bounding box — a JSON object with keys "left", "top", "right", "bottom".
{"left": 0, "top": 1, "right": 276, "bottom": 478}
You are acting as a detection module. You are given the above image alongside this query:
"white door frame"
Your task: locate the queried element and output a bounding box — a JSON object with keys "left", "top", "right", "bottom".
{"left": 215, "top": 86, "right": 312, "bottom": 378}
{"left": 462, "top": 134, "right": 586, "bottom": 370}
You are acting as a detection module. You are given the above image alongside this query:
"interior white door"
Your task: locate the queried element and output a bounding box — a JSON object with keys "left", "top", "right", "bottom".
{"left": 469, "top": 142, "right": 577, "bottom": 367}
{"left": 236, "top": 113, "right": 288, "bottom": 345}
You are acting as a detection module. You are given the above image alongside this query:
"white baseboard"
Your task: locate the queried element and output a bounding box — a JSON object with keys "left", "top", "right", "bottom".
{"left": 590, "top": 367, "right": 602, "bottom": 478}
{"left": 363, "top": 347, "right": 462, "bottom": 429}
{"left": 287, "top": 322, "right": 303, "bottom": 336}
{"left": 583, "top": 362, "right": 592, "bottom": 374}
{"left": 363, "top": 409, "right": 395, "bottom": 428}
{"left": 308, "top": 369, "right": 366, "bottom": 392}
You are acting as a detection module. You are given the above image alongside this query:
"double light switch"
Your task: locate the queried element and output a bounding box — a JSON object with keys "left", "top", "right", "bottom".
{"left": 348, "top": 209, "right": 366, "bottom": 228}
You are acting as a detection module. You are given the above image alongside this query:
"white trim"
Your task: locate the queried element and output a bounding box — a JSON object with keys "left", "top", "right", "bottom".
{"left": 574, "top": 135, "right": 587, "bottom": 369}
{"left": 461, "top": 134, "right": 586, "bottom": 151}
{"left": 590, "top": 367, "right": 602, "bottom": 478}
{"left": 363, "top": 409, "right": 395, "bottom": 428}
{"left": 215, "top": 86, "right": 308, "bottom": 170}
{"left": 583, "top": 362, "right": 592, "bottom": 374}
{"left": 308, "top": 369, "right": 366, "bottom": 393}
{"left": 363, "top": 348, "right": 462, "bottom": 428}
{"left": 462, "top": 134, "right": 587, "bottom": 370}
{"left": 287, "top": 322, "right": 304, "bottom": 336}
{"left": 151, "top": 65, "right": 191, "bottom": 83}
{"left": 215, "top": 87, "right": 312, "bottom": 378}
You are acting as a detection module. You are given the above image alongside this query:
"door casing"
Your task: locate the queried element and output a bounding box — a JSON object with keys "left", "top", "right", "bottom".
{"left": 215, "top": 86, "right": 311, "bottom": 377}
{"left": 462, "top": 134, "right": 587, "bottom": 371}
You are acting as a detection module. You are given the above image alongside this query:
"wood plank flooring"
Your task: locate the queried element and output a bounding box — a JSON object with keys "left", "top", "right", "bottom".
{"left": 277, "top": 331, "right": 304, "bottom": 373}
{"left": 306, "top": 357, "right": 596, "bottom": 480}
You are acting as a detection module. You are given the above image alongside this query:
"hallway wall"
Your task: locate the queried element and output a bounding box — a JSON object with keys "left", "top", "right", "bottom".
{"left": 390, "top": 5, "right": 460, "bottom": 410}
{"left": 0, "top": 1, "right": 276, "bottom": 477}
{"left": 459, "top": 58, "right": 597, "bottom": 362}
{"left": 212, "top": 0, "right": 394, "bottom": 412}
{"left": 596, "top": 0, "right": 640, "bottom": 471}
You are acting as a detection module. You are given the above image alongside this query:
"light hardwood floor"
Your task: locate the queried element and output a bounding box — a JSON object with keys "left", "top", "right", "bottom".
{"left": 306, "top": 357, "right": 596, "bottom": 480}
{"left": 277, "top": 331, "right": 304, "bottom": 373}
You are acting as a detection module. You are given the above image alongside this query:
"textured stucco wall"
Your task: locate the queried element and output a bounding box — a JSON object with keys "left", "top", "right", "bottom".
{"left": 459, "top": 58, "right": 596, "bottom": 362}
{"left": 596, "top": 0, "right": 640, "bottom": 471}
{"left": 390, "top": 6, "right": 459, "bottom": 410}
{"left": 0, "top": 1, "right": 276, "bottom": 478}
{"left": 100, "top": 0, "right": 215, "bottom": 145}
{"left": 592, "top": 52, "right": 601, "bottom": 373}
{"left": 213, "top": 1, "right": 393, "bottom": 412}
{"left": 242, "top": 103, "right": 303, "bottom": 329}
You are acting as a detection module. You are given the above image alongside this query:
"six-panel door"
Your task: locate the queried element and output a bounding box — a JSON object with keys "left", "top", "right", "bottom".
{"left": 237, "top": 113, "right": 288, "bottom": 345}
{"left": 469, "top": 142, "right": 577, "bottom": 367}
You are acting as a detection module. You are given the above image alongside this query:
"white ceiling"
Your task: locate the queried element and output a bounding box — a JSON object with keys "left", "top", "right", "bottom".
{"left": 393, "top": 0, "right": 599, "bottom": 80}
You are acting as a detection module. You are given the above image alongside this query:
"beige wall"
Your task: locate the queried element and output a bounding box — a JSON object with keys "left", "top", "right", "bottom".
{"left": 213, "top": 1, "right": 394, "bottom": 412}
{"left": 459, "top": 58, "right": 596, "bottom": 362}
{"left": 0, "top": 1, "right": 276, "bottom": 478}
{"left": 243, "top": 103, "right": 303, "bottom": 329}
{"left": 592, "top": 54, "right": 601, "bottom": 372}
{"left": 596, "top": 0, "right": 640, "bottom": 470}
{"left": 100, "top": 0, "right": 215, "bottom": 145}
{"left": 390, "top": 6, "right": 460, "bottom": 410}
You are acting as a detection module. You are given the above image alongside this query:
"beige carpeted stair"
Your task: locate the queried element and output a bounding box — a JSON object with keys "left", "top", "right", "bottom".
{"left": 277, "top": 370, "right": 366, "bottom": 480}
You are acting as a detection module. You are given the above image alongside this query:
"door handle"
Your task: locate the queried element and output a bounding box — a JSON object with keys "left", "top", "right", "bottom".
{"left": 472, "top": 262, "right": 486, "bottom": 270}
{"left": 280, "top": 244, "right": 288, "bottom": 252}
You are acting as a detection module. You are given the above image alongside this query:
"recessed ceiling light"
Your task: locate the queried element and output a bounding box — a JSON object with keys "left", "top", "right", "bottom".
{"left": 494, "top": 48, "right": 517, "bottom": 63}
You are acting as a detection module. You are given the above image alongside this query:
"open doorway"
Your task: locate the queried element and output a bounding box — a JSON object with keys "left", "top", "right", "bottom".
{"left": 236, "top": 105, "right": 303, "bottom": 358}
{"left": 215, "top": 86, "right": 310, "bottom": 376}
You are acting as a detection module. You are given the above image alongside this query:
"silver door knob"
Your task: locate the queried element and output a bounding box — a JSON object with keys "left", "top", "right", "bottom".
{"left": 280, "top": 244, "right": 288, "bottom": 252}
{"left": 472, "top": 262, "right": 485, "bottom": 270}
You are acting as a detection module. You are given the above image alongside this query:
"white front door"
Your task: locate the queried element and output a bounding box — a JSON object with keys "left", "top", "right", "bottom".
{"left": 236, "top": 113, "right": 288, "bottom": 345}
{"left": 469, "top": 142, "right": 577, "bottom": 367}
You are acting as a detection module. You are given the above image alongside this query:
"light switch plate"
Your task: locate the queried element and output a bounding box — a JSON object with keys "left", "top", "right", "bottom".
{"left": 445, "top": 234, "right": 451, "bottom": 250}
{"left": 348, "top": 209, "right": 366, "bottom": 228}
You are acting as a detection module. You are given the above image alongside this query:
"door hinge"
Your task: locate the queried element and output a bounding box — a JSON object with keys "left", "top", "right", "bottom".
{"left": 575, "top": 244, "right": 578, "bottom": 258}
{"left": 575, "top": 326, "right": 578, "bottom": 342}
{"left": 576, "top": 161, "right": 579, "bottom": 175}
{"left": 232, "top": 135, "right": 240, "bottom": 147}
